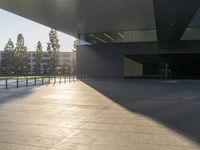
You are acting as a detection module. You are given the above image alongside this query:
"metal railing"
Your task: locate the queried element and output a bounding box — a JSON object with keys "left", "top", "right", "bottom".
{"left": 0, "top": 74, "right": 88, "bottom": 89}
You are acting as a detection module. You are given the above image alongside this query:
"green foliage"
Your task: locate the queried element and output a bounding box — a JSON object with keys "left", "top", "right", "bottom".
{"left": 1, "top": 34, "right": 28, "bottom": 76}
{"left": 34, "top": 41, "right": 43, "bottom": 75}
{"left": 47, "top": 29, "right": 60, "bottom": 74}
{"left": 72, "top": 49, "right": 76, "bottom": 74}
{"left": 14, "top": 34, "right": 29, "bottom": 75}
{"left": 1, "top": 39, "right": 15, "bottom": 75}
{"left": 59, "top": 63, "right": 71, "bottom": 75}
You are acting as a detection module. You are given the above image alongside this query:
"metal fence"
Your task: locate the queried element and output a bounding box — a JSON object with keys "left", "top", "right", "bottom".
{"left": 0, "top": 74, "right": 87, "bottom": 89}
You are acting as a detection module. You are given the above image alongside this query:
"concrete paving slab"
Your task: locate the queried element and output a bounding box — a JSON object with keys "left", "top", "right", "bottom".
{"left": 0, "top": 79, "right": 200, "bottom": 149}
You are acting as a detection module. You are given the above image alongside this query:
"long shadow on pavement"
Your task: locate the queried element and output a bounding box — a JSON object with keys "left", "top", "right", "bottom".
{"left": 0, "top": 86, "right": 40, "bottom": 104}
{"left": 81, "top": 79, "right": 200, "bottom": 144}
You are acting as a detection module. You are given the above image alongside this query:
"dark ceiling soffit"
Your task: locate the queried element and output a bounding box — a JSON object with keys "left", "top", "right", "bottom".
{"left": 153, "top": 0, "right": 200, "bottom": 49}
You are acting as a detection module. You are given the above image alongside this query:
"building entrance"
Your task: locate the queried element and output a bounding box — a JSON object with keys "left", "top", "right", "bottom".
{"left": 124, "top": 54, "right": 200, "bottom": 79}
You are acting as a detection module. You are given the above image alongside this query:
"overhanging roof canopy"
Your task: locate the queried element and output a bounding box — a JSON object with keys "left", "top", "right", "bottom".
{"left": 0, "top": 0, "right": 200, "bottom": 48}
{"left": 0, "top": 0, "right": 156, "bottom": 35}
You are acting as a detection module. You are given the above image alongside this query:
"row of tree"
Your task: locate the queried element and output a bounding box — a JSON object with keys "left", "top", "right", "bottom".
{"left": 0, "top": 29, "right": 70, "bottom": 75}
{"left": 1, "top": 33, "right": 28, "bottom": 75}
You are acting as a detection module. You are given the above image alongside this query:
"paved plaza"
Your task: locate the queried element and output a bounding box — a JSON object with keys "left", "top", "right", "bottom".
{"left": 0, "top": 79, "right": 200, "bottom": 150}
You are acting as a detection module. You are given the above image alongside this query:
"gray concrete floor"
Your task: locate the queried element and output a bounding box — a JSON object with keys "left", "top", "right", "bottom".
{"left": 0, "top": 79, "right": 200, "bottom": 150}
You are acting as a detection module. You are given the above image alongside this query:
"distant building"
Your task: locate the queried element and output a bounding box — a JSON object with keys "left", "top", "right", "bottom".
{"left": 0, "top": 51, "right": 73, "bottom": 74}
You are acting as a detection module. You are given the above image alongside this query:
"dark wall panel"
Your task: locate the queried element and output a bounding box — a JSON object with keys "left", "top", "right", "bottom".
{"left": 77, "top": 45, "right": 124, "bottom": 78}
{"left": 77, "top": 41, "right": 200, "bottom": 78}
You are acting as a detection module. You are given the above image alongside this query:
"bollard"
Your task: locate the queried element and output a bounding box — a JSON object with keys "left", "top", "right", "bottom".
{"left": 26, "top": 77, "right": 28, "bottom": 86}
{"left": 49, "top": 76, "right": 51, "bottom": 84}
{"left": 54, "top": 76, "right": 56, "bottom": 83}
{"left": 34, "top": 77, "right": 36, "bottom": 86}
{"left": 42, "top": 77, "right": 44, "bottom": 85}
{"left": 16, "top": 77, "right": 19, "bottom": 88}
{"left": 5, "top": 78, "right": 8, "bottom": 89}
{"left": 77, "top": 74, "right": 79, "bottom": 82}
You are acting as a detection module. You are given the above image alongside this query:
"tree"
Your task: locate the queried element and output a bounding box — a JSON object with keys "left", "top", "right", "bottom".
{"left": 59, "top": 63, "right": 71, "bottom": 75}
{"left": 1, "top": 39, "right": 15, "bottom": 75}
{"left": 72, "top": 39, "right": 79, "bottom": 74}
{"left": 47, "top": 29, "right": 60, "bottom": 74}
{"left": 14, "top": 34, "right": 29, "bottom": 75}
{"left": 72, "top": 49, "right": 76, "bottom": 74}
{"left": 34, "top": 41, "right": 43, "bottom": 75}
{"left": 46, "top": 42, "right": 52, "bottom": 74}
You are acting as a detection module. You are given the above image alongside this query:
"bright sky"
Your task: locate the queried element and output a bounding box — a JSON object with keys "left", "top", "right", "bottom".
{"left": 0, "top": 9, "right": 76, "bottom": 52}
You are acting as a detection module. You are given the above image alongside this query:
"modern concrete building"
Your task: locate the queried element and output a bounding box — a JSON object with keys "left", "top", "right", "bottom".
{"left": 0, "top": 51, "right": 73, "bottom": 74}
{"left": 1, "top": 0, "right": 200, "bottom": 78}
